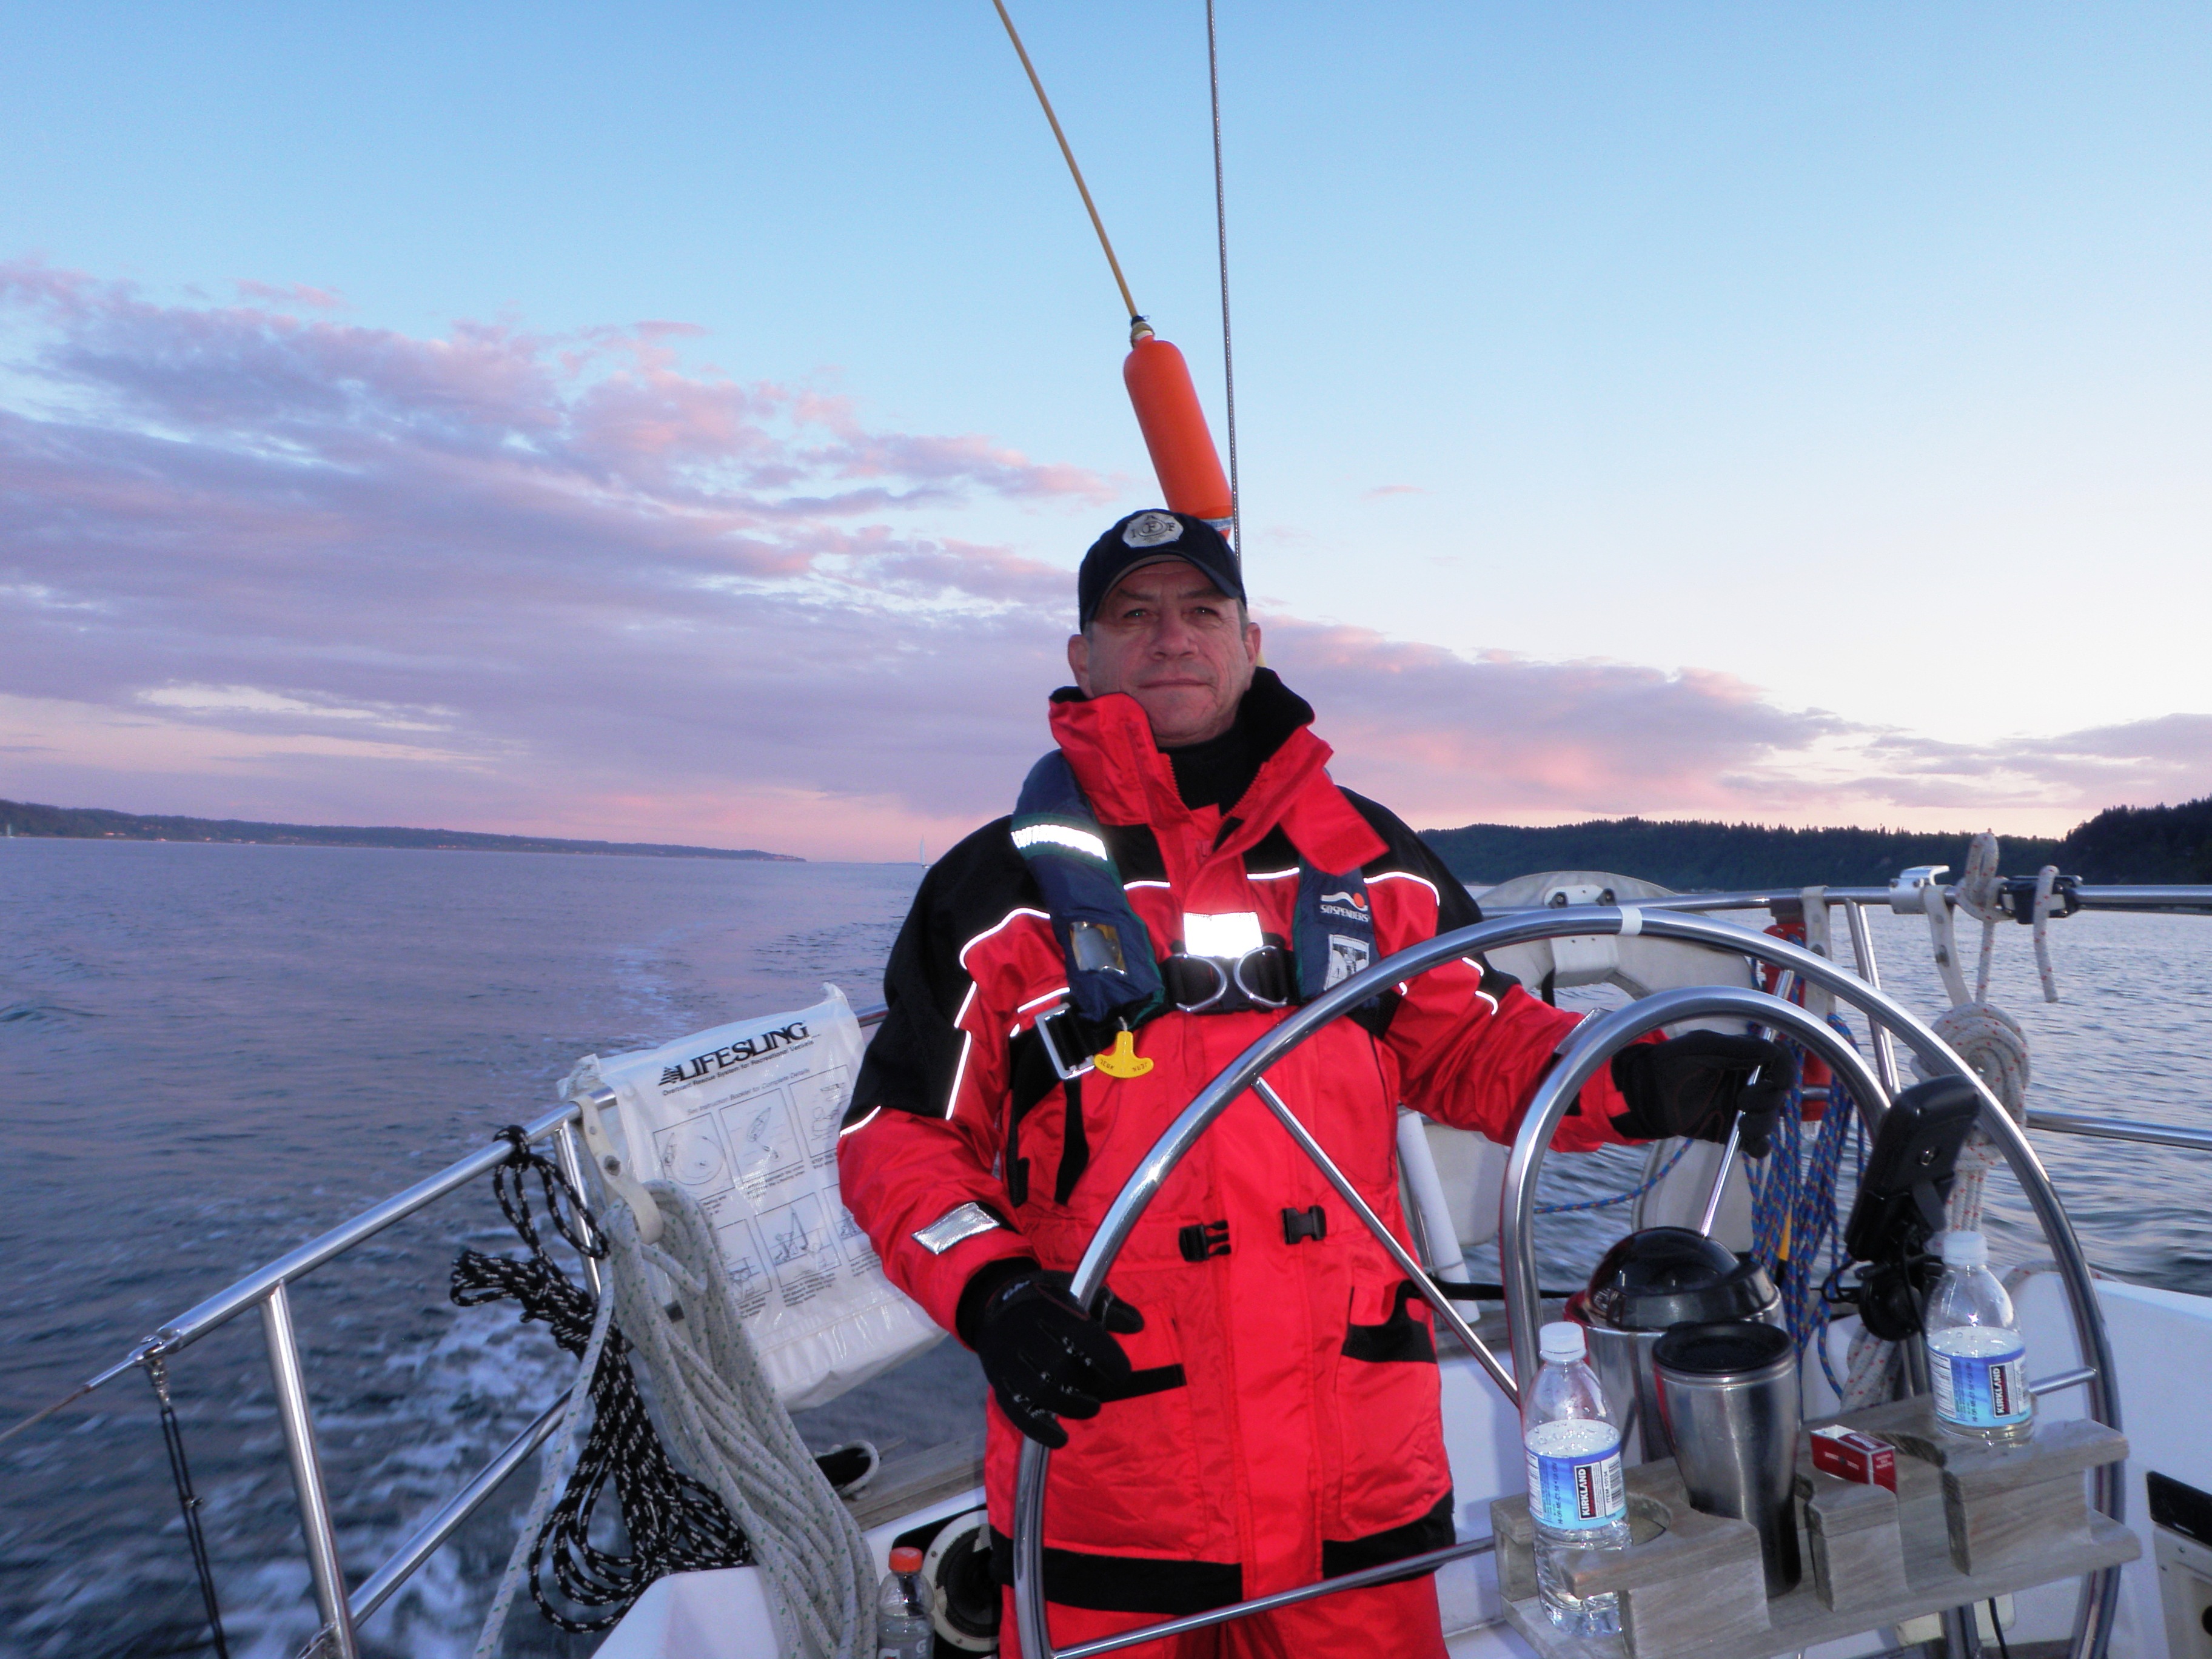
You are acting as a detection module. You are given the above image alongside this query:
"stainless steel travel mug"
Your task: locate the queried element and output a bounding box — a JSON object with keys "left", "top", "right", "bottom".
{"left": 1654, "top": 1319, "right": 1803, "bottom": 1595}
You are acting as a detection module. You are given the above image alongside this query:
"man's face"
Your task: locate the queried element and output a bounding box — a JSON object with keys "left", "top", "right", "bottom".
{"left": 1067, "top": 558, "right": 1262, "bottom": 748}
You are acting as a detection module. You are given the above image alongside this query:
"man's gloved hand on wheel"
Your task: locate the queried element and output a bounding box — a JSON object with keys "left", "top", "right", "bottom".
{"left": 1608, "top": 1031, "right": 1792, "bottom": 1158}
{"left": 960, "top": 1262, "right": 1144, "bottom": 1449}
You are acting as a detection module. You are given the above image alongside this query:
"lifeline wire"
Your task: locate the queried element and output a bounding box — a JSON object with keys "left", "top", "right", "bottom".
{"left": 0, "top": 1376, "right": 101, "bottom": 1447}
{"left": 991, "top": 0, "right": 1141, "bottom": 324}
{"left": 147, "top": 1353, "right": 230, "bottom": 1659}
{"left": 1206, "top": 0, "right": 1241, "bottom": 557}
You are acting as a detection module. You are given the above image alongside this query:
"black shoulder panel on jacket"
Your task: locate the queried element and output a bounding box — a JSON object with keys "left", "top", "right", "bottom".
{"left": 847, "top": 816, "right": 1038, "bottom": 1125}
{"left": 1339, "top": 790, "right": 1483, "bottom": 930}
{"left": 1103, "top": 822, "right": 1167, "bottom": 881}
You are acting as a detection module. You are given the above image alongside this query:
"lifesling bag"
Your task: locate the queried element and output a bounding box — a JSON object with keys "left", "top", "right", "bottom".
{"left": 1002, "top": 750, "right": 1384, "bottom": 1205}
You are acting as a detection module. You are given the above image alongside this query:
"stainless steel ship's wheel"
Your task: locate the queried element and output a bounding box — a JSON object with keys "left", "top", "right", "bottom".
{"left": 1011, "top": 907, "right": 2121, "bottom": 1659}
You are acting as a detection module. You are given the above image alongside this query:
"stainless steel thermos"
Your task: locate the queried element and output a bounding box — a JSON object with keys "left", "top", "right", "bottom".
{"left": 1654, "top": 1319, "right": 1803, "bottom": 1596}
{"left": 1577, "top": 1227, "right": 1783, "bottom": 1464}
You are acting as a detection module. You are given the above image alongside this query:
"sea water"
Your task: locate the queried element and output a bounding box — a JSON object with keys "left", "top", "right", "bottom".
{"left": 2, "top": 840, "right": 2209, "bottom": 1657}
{"left": 0, "top": 840, "right": 968, "bottom": 1659}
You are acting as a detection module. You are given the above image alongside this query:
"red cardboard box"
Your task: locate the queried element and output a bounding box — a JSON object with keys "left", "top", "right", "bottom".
{"left": 1811, "top": 1424, "right": 1897, "bottom": 1492}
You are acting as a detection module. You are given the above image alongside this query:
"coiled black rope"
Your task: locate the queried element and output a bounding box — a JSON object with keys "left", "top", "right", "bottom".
{"left": 451, "top": 1127, "right": 751, "bottom": 1633}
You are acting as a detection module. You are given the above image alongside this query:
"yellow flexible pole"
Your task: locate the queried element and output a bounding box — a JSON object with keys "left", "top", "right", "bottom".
{"left": 990, "top": 0, "right": 1142, "bottom": 329}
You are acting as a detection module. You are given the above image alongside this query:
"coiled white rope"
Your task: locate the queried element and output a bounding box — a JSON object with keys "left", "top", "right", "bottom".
{"left": 1955, "top": 833, "right": 2005, "bottom": 1002}
{"left": 1954, "top": 832, "right": 2062, "bottom": 1006}
{"left": 1922, "top": 999, "right": 2031, "bottom": 1234}
{"left": 474, "top": 1183, "right": 874, "bottom": 1658}
{"left": 611, "top": 1185, "right": 876, "bottom": 1659}
{"left": 2031, "top": 864, "right": 2063, "bottom": 1004}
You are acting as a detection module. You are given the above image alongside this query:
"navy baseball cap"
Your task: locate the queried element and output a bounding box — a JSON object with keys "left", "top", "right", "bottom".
{"left": 1078, "top": 510, "right": 1245, "bottom": 629}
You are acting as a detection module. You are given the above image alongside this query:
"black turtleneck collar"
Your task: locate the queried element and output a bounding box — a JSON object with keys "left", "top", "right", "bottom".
{"left": 1165, "top": 720, "right": 1254, "bottom": 811}
{"left": 1162, "top": 669, "right": 1315, "bottom": 810}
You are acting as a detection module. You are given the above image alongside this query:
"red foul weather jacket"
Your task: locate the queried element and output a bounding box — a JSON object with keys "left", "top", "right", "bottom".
{"left": 837, "top": 672, "right": 1635, "bottom": 1617}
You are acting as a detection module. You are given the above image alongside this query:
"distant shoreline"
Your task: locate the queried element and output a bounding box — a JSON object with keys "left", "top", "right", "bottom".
{"left": 1420, "top": 796, "right": 2212, "bottom": 889}
{"left": 0, "top": 798, "right": 800, "bottom": 862}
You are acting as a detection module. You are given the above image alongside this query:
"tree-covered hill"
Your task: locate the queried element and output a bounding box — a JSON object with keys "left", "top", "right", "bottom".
{"left": 2055, "top": 796, "right": 2212, "bottom": 883}
{"left": 1420, "top": 795, "right": 2212, "bottom": 890}
{"left": 0, "top": 799, "right": 799, "bottom": 861}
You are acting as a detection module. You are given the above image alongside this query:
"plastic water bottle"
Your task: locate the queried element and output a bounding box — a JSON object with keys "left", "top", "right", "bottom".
{"left": 876, "top": 1545, "right": 934, "bottom": 1658}
{"left": 1524, "top": 1320, "right": 1632, "bottom": 1635}
{"left": 1924, "top": 1230, "right": 2034, "bottom": 1446}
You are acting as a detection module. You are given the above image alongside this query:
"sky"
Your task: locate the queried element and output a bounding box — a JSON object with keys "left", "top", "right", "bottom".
{"left": 1, "top": 2, "right": 2207, "bottom": 860}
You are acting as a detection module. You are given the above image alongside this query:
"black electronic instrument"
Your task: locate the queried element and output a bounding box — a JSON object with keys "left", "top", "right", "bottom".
{"left": 1831, "top": 1075, "right": 1982, "bottom": 1340}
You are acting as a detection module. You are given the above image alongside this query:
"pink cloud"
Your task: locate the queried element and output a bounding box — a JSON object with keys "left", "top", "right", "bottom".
{"left": 1, "top": 262, "right": 2204, "bottom": 857}
{"left": 233, "top": 278, "right": 345, "bottom": 310}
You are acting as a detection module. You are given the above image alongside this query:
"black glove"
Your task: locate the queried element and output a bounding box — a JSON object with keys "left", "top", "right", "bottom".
{"left": 964, "top": 1265, "right": 1143, "bottom": 1449}
{"left": 1609, "top": 1032, "right": 1791, "bottom": 1159}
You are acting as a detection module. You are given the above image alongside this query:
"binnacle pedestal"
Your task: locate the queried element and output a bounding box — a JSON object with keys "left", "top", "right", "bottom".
{"left": 1493, "top": 1396, "right": 2136, "bottom": 1659}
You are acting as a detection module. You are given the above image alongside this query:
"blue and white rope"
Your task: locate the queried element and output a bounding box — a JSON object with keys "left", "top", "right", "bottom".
{"left": 1535, "top": 1136, "right": 1694, "bottom": 1216}
{"left": 1744, "top": 1014, "right": 1865, "bottom": 1395}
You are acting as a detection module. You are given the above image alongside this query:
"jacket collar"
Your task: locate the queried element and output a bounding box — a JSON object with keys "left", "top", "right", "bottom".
{"left": 1047, "top": 669, "right": 1384, "bottom": 877}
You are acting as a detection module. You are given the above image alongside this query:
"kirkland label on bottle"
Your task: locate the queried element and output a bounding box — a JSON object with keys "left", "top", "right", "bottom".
{"left": 1524, "top": 1418, "right": 1627, "bottom": 1530}
{"left": 1928, "top": 1329, "right": 2033, "bottom": 1427}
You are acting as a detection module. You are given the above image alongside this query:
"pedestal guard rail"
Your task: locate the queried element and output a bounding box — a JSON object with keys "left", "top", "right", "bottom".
{"left": 1011, "top": 907, "right": 2121, "bottom": 1659}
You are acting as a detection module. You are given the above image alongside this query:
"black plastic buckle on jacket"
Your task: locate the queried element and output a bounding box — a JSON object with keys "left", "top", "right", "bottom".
{"left": 1178, "top": 1220, "right": 1231, "bottom": 1263}
{"left": 1281, "top": 1205, "right": 1327, "bottom": 1245}
{"left": 1161, "top": 944, "right": 1296, "bottom": 1015}
{"left": 1033, "top": 1004, "right": 1098, "bottom": 1082}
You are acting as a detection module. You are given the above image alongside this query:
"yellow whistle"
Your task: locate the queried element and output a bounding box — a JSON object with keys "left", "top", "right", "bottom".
{"left": 1093, "top": 1029, "right": 1153, "bottom": 1079}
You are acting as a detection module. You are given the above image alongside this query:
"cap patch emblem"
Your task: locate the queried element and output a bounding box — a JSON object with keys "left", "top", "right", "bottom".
{"left": 1122, "top": 511, "right": 1184, "bottom": 549}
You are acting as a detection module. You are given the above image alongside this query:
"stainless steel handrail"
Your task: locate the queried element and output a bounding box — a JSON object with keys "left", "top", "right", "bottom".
{"left": 262, "top": 1279, "right": 357, "bottom": 1657}
{"left": 1486, "top": 884, "right": 2212, "bottom": 915}
{"left": 2071, "top": 885, "right": 2212, "bottom": 911}
{"left": 1013, "top": 910, "right": 2129, "bottom": 1659}
{"left": 1842, "top": 898, "right": 1903, "bottom": 1094}
{"left": 2027, "top": 1109, "right": 2212, "bottom": 1155}
{"left": 149, "top": 1096, "right": 588, "bottom": 1361}
{"left": 349, "top": 1394, "right": 569, "bottom": 1624}
{"left": 98, "top": 1002, "right": 890, "bottom": 1378}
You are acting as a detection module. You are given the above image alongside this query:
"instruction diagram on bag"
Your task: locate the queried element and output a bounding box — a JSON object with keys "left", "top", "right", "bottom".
{"left": 566, "top": 984, "right": 944, "bottom": 1410}
{"left": 592, "top": 991, "right": 869, "bottom": 1315}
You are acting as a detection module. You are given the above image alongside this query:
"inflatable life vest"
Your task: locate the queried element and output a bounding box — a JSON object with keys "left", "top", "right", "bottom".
{"left": 1010, "top": 750, "right": 1381, "bottom": 1070}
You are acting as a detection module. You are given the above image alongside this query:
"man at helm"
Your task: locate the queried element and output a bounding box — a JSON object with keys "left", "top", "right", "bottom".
{"left": 839, "top": 509, "right": 1781, "bottom": 1657}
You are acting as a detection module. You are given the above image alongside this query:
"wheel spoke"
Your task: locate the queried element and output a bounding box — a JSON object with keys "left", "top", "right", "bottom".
{"left": 1251, "top": 1079, "right": 1516, "bottom": 1401}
